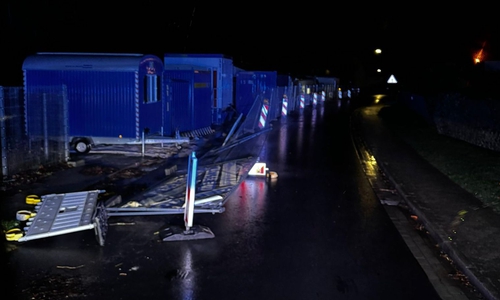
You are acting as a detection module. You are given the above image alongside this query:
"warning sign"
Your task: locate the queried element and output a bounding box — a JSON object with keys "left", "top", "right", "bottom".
{"left": 249, "top": 162, "right": 267, "bottom": 176}
{"left": 387, "top": 74, "right": 398, "bottom": 84}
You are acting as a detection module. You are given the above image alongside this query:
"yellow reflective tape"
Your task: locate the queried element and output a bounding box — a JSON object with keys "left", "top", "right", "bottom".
{"left": 5, "top": 228, "right": 23, "bottom": 241}
{"left": 26, "top": 195, "right": 41, "bottom": 205}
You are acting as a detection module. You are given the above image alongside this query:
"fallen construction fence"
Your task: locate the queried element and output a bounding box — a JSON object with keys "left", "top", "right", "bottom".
{"left": 5, "top": 152, "right": 260, "bottom": 245}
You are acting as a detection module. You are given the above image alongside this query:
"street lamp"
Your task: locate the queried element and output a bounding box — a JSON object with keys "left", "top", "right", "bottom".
{"left": 375, "top": 49, "right": 382, "bottom": 54}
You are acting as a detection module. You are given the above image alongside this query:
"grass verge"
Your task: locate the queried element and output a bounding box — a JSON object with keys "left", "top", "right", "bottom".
{"left": 378, "top": 103, "right": 500, "bottom": 213}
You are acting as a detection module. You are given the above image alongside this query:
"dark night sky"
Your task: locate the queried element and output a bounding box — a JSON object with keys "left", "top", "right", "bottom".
{"left": 1, "top": 2, "right": 498, "bottom": 88}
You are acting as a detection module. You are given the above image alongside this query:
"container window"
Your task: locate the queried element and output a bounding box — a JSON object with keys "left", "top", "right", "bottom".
{"left": 144, "top": 74, "right": 161, "bottom": 103}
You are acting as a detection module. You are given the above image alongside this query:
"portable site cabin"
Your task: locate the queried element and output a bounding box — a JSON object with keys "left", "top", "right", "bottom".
{"left": 235, "top": 71, "right": 277, "bottom": 118}
{"left": 315, "top": 76, "right": 339, "bottom": 100}
{"left": 22, "top": 52, "right": 166, "bottom": 153}
{"left": 296, "top": 78, "right": 317, "bottom": 94}
{"left": 163, "top": 67, "right": 212, "bottom": 137}
{"left": 296, "top": 78, "right": 318, "bottom": 105}
{"left": 164, "top": 53, "right": 234, "bottom": 125}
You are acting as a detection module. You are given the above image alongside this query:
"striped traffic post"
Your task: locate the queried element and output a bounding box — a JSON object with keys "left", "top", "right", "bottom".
{"left": 321, "top": 91, "right": 326, "bottom": 102}
{"left": 184, "top": 151, "right": 198, "bottom": 232}
{"left": 258, "top": 103, "right": 269, "bottom": 129}
{"left": 300, "top": 94, "right": 305, "bottom": 110}
{"left": 313, "top": 93, "right": 318, "bottom": 106}
{"left": 281, "top": 95, "right": 288, "bottom": 117}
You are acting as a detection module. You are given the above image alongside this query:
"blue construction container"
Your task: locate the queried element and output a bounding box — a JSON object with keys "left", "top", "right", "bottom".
{"left": 22, "top": 52, "right": 165, "bottom": 153}
{"left": 277, "top": 74, "right": 292, "bottom": 87}
{"left": 235, "top": 71, "right": 277, "bottom": 117}
{"left": 164, "top": 69, "right": 212, "bottom": 137}
{"left": 164, "top": 53, "right": 234, "bottom": 125}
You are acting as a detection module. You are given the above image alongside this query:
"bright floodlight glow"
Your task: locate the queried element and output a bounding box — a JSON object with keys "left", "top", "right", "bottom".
{"left": 375, "top": 49, "right": 382, "bottom": 54}
{"left": 377, "top": 69, "right": 381, "bottom": 73}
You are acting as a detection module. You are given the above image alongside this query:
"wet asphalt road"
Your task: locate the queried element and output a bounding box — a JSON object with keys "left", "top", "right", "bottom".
{"left": 2, "top": 98, "right": 443, "bottom": 299}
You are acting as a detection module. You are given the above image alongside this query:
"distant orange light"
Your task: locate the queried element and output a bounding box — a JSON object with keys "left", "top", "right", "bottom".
{"left": 474, "top": 50, "right": 483, "bottom": 64}
{"left": 473, "top": 42, "right": 487, "bottom": 64}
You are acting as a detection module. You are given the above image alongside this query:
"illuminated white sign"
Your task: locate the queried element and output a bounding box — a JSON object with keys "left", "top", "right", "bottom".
{"left": 387, "top": 74, "right": 397, "bottom": 84}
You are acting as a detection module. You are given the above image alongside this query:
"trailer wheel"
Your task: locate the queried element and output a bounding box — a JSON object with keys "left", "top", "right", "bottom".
{"left": 74, "top": 139, "right": 91, "bottom": 154}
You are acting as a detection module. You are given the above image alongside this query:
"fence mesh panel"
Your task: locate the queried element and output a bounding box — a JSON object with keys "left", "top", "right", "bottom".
{"left": 1, "top": 85, "right": 68, "bottom": 180}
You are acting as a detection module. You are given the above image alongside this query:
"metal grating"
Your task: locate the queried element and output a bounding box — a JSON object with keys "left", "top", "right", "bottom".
{"left": 18, "top": 190, "right": 105, "bottom": 242}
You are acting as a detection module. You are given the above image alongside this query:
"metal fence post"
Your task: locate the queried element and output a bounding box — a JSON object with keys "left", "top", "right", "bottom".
{"left": 0, "top": 86, "right": 7, "bottom": 178}
{"left": 42, "top": 93, "right": 49, "bottom": 160}
{"left": 142, "top": 130, "right": 145, "bottom": 157}
{"left": 62, "top": 85, "right": 70, "bottom": 162}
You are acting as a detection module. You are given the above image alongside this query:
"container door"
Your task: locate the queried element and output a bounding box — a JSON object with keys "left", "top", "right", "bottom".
{"left": 169, "top": 79, "right": 191, "bottom": 133}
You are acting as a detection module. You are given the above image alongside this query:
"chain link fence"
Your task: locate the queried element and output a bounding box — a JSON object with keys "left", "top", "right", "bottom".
{"left": 1, "top": 85, "right": 68, "bottom": 181}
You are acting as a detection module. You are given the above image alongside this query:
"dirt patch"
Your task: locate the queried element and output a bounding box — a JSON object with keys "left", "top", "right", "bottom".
{"left": 0, "top": 163, "right": 70, "bottom": 192}
{"left": 80, "top": 165, "right": 118, "bottom": 176}
{"left": 108, "top": 168, "right": 144, "bottom": 180}
{"left": 21, "top": 273, "right": 87, "bottom": 299}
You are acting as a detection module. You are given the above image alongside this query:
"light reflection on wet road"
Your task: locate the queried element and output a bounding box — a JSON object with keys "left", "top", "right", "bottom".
{"left": 182, "top": 99, "right": 441, "bottom": 299}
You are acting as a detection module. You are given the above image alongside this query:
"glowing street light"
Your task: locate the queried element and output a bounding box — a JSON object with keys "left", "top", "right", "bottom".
{"left": 375, "top": 49, "right": 382, "bottom": 54}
